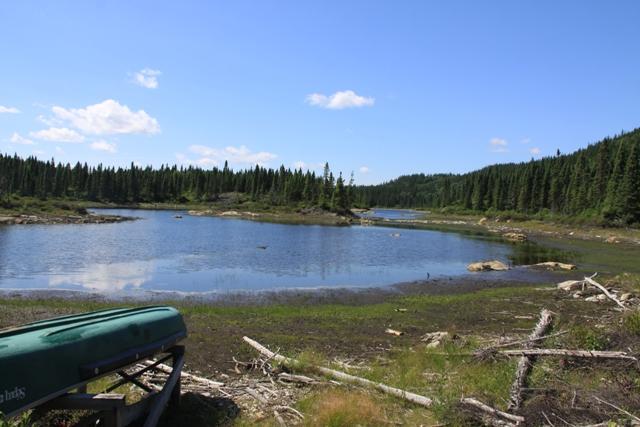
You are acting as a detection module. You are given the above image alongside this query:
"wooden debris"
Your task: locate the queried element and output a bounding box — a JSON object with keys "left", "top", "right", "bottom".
{"left": 498, "top": 349, "right": 637, "bottom": 361}
{"left": 140, "top": 359, "right": 224, "bottom": 388}
{"left": 385, "top": 328, "right": 404, "bottom": 336}
{"left": 277, "top": 372, "right": 320, "bottom": 385}
{"left": 243, "top": 336, "right": 434, "bottom": 408}
{"left": 584, "top": 274, "right": 628, "bottom": 310}
{"left": 482, "top": 331, "right": 567, "bottom": 351}
{"left": 273, "top": 409, "right": 287, "bottom": 427}
{"left": 421, "top": 331, "right": 450, "bottom": 348}
{"left": 461, "top": 397, "right": 525, "bottom": 425}
{"left": 508, "top": 308, "right": 553, "bottom": 411}
{"left": 592, "top": 396, "right": 640, "bottom": 423}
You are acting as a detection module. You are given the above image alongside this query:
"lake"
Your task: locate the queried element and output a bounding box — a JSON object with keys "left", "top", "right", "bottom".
{"left": 0, "top": 209, "right": 564, "bottom": 294}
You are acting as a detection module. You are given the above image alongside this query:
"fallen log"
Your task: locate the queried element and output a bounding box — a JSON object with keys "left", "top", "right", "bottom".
{"left": 243, "top": 336, "right": 433, "bottom": 407}
{"left": 461, "top": 397, "right": 525, "bottom": 424}
{"left": 508, "top": 309, "right": 553, "bottom": 411}
{"left": 484, "top": 331, "right": 567, "bottom": 351}
{"left": 584, "top": 274, "right": 627, "bottom": 310}
{"left": 499, "top": 349, "right": 637, "bottom": 361}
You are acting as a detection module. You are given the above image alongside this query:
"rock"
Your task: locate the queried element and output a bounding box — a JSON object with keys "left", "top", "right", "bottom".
{"left": 585, "top": 296, "right": 599, "bottom": 302}
{"left": 532, "top": 261, "right": 576, "bottom": 271}
{"left": 220, "top": 210, "right": 240, "bottom": 216}
{"left": 421, "top": 331, "right": 449, "bottom": 348}
{"left": 478, "top": 217, "right": 488, "bottom": 225}
{"left": 0, "top": 216, "right": 16, "bottom": 224}
{"left": 572, "top": 292, "right": 582, "bottom": 299}
{"left": 467, "top": 260, "right": 509, "bottom": 272}
{"left": 557, "top": 280, "right": 583, "bottom": 292}
{"left": 597, "top": 294, "right": 607, "bottom": 301}
{"left": 503, "top": 232, "right": 527, "bottom": 242}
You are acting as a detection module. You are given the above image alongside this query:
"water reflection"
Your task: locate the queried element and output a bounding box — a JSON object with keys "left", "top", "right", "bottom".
{"left": 49, "top": 260, "right": 155, "bottom": 292}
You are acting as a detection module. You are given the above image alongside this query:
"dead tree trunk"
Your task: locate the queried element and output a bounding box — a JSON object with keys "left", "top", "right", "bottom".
{"left": 243, "top": 336, "right": 434, "bottom": 408}
{"left": 508, "top": 309, "right": 553, "bottom": 411}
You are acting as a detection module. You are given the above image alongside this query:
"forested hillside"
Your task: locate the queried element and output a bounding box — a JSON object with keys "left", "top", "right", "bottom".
{"left": 0, "top": 157, "right": 353, "bottom": 212}
{"left": 355, "top": 129, "right": 640, "bottom": 225}
{"left": 2, "top": 128, "right": 639, "bottom": 224}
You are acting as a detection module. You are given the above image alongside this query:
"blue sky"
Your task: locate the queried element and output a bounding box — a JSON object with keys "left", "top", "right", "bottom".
{"left": 1, "top": 1, "right": 639, "bottom": 184}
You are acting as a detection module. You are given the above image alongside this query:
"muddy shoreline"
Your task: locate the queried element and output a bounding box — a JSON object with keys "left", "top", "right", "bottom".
{"left": 0, "top": 267, "right": 571, "bottom": 306}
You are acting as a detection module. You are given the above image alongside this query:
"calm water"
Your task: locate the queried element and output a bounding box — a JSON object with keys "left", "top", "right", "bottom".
{"left": 0, "top": 209, "right": 564, "bottom": 294}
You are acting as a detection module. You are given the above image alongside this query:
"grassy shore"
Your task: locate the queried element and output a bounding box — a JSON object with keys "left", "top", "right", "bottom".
{"left": 2, "top": 273, "right": 639, "bottom": 426}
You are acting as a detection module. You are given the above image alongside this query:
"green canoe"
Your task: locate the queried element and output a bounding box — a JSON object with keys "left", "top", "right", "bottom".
{"left": 0, "top": 306, "right": 187, "bottom": 417}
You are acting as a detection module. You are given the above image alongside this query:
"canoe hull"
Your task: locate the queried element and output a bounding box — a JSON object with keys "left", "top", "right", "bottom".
{"left": 0, "top": 306, "right": 187, "bottom": 417}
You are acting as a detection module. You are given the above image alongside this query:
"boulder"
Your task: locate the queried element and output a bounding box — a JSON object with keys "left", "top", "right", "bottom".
{"left": 467, "top": 260, "right": 509, "bottom": 272}
{"left": 503, "top": 232, "right": 527, "bottom": 242}
{"left": 421, "top": 331, "right": 450, "bottom": 348}
{"left": 0, "top": 216, "right": 16, "bottom": 224}
{"left": 557, "top": 280, "right": 583, "bottom": 292}
{"left": 532, "top": 261, "right": 576, "bottom": 271}
{"left": 478, "top": 217, "right": 488, "bottom": 225}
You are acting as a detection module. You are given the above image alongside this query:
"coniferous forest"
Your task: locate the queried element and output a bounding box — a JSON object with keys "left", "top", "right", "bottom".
{"left": 1, "top": 128, "right": 639, "bottom": 225}
{"left": 0, "top": 157, "right": 353, "bottom": 213}
{"left": 357, "top": 128, "right": 640, "bottom": 225}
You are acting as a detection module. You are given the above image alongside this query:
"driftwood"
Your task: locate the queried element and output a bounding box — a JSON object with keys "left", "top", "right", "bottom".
{"left": 508, "top": 309, "right": 553, "bottom": 410}
{"left": 584, "top": 274, "right": 627, "bottom": 310}
{"left": 461, "top": 397, "right": 525, "bottom": 425}
{"left": 499, "top": 349, "right": 637, "bottom": 361}
{"left": 485, "top": 331, "right": 567, "bottom": 351}
{"left": 243, "top": 336, "right": 434, "bottom": 408}
{"left": 277, "top": 372, "right": 320, "bottom": 385}
{"left": 385, "top": 328, "right": 404, "bottom": 336}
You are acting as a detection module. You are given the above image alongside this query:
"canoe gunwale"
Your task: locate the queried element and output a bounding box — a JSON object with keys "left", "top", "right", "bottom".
{"left": 80, "top": 330, "right": 187, "bottom": 379}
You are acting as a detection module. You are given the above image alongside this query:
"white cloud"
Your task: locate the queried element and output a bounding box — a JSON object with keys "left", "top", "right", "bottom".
{"left": 292, "top": 161, "right": 325, "bottom": 171}
{"left": 90, "top": 140, "right": 117, "bottom": 153}
{"left": 132, "top": 68, "right": 161, "bottom": 89}
{"left": 186, "top": 145, "right": 277, "bottom": 167}
{"left": 9, "top": 132, "right": 34, "bottom": 145}
{"left": 305, "top": 90, "right": 375, "bottom": 110}
{"left": 530, "top": 147, "right": 541, "bottom": 155}
{"left": 359, "top": 166, "right": 370, "bottom": 174}
{"left": 51, "top": 99, "right": 160, "bottom": 135}
{"left": 489, "top": 137, "right": 509, "bottom": 153}
{"left": 30, "top": 127, "right": 85, "bottom": 143}
{"left": 0, "top": 105, "right": 20, "bottom": 114}
{"left": 521, "top": 138, "right": 531, "bottom": 144}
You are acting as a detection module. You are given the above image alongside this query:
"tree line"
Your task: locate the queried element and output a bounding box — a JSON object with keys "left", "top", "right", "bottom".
{"left": 0, "top": 156, "right": 354, "bottom": 212}
{"left": 354, "top": 128, "right": 640, "bottom": 225}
